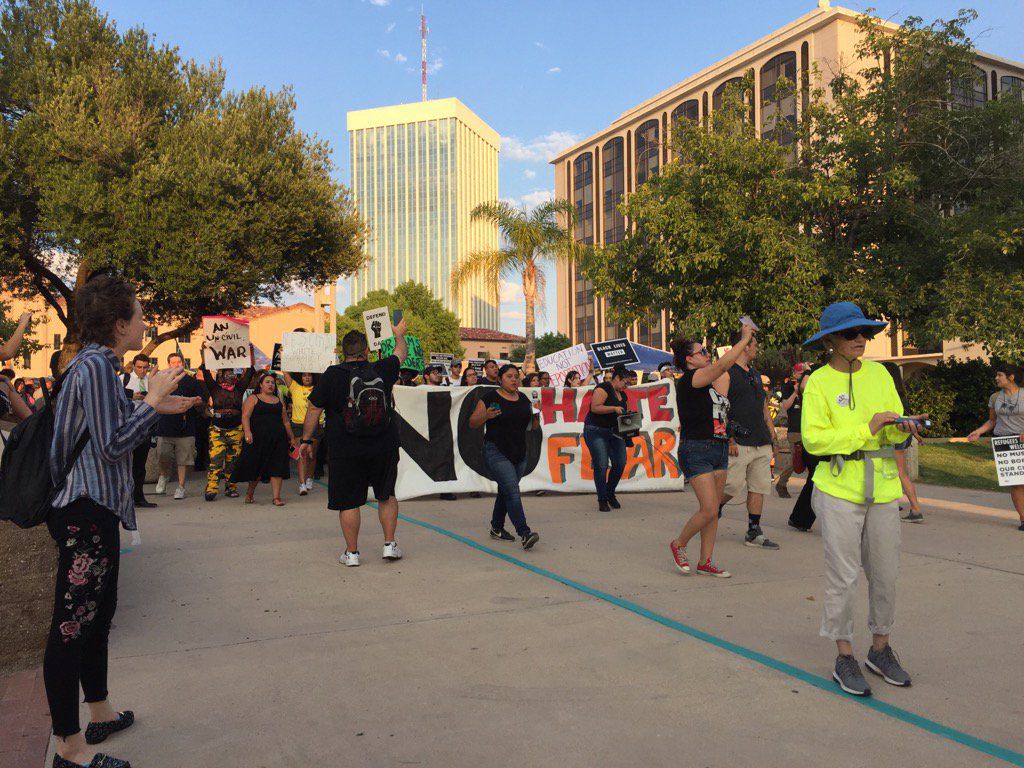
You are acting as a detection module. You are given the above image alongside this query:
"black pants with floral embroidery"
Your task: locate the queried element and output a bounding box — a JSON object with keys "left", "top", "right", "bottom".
{"left": 43, "top": 498, "right": 121, "bottom": 737}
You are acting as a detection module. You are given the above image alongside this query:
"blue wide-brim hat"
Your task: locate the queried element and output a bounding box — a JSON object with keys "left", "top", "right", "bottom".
{"left": 803, "top": 302, "right": 888, "bottom": 347}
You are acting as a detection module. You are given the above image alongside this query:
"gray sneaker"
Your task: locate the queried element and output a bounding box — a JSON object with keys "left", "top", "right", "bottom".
{"left": 901, "top": 510, "right": 925, "bottom": 523}
{"left": 744, "top": 526, "right": 780, "bottom": 549}
{"left": 833, "top": 655, "right": 872, "bottom": 696}
{"left": 866, "top": 645, "right": 912, "bottom": 687}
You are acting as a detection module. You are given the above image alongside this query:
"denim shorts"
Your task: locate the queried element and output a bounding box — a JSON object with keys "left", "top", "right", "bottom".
{"left": 678, "top": 438, "right": 729, "bottom": 480}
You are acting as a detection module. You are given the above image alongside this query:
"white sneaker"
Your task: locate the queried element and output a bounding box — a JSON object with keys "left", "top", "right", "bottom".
{"left": 298, "top": 482, "right": 308, "bottom": 496}
{"left": 339, "top": 550, "right": 360, "bottom": 567}
{"left": 154, "top": 476, "right": 167, "bottom": 495}
{"left": 306, "top": 479, "right": 315, "bottom": 491}
{"left": 173, "top": 486, "right": 186, "bottom": 500}
{"left": 382, "top": 541, "right": 403, "bottom": 561}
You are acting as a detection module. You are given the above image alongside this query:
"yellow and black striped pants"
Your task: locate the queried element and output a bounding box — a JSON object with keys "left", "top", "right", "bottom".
{"left": 207, "top": 425, "right": 243, "bottom": 494}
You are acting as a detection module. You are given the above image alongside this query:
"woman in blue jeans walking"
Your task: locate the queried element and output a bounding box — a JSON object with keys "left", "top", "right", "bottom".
{"left": 469, "top": 364, "right": 541, "bottom": 549}
{"left": 583, "top": 364, "right": 630, "bottom": 511}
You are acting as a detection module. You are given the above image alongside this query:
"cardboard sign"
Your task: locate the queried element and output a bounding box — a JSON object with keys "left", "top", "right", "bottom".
{"left": 202, "top": 316, "right": 250, "bottom": 370}
{"left": 362, "top": 306, "right": 393, "bottom": 351}
{"left": 380, "top": 334, "right": 424, "bottom": 372}
{"left": 992, "top": 436, "right": 1024, "bottom": 486}
{"left": 591, "top": 338, "right": 639, "bottom": 369}
{"left": 429, "top": 352, "right": 455, "bottom": 376}
{"left": 270, "top": 343, "right": 282, "bottom": 372}
{"left": 281, "top": 332, "right": 336, "bottom": 374}
{"left": 467, "top": 358, "right": 486, "bottom": 374}
{"left": 537, "top": 343, "right": 590, "bottom": 386}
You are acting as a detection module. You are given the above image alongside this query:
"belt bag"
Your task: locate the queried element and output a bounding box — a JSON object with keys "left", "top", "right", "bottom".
{"left": 828, "top": 446, "right": 896, "bottom": 505}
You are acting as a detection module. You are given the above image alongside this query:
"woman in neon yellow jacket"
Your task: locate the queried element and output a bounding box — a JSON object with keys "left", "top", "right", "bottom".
{"left": 801, "top": 302, "right": 927, "bottom": 698}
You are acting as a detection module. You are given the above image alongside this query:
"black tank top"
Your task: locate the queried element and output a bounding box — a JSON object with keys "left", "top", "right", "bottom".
{"left": 584, "top": 382, "right": 627, "bottom": 429}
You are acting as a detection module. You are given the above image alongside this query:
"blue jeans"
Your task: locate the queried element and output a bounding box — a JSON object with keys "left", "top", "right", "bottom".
{"left": 583, "top": 424, "right": 627, "bottom": 501}
{"left": 482, "top": 441, "right": 530, "bottom": 537}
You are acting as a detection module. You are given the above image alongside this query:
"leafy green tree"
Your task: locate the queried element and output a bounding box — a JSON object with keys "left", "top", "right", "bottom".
{"left": 0, "top": 0, "right": 366, "bottom": 364}
{"left": 519, "top": 332, "right": 573, "bottom": 363}
{"left": 451, "top": 200, "right": 582, "bottom": 371}
{"left": 337, "top": 281, "right": 463, "bottom": 360}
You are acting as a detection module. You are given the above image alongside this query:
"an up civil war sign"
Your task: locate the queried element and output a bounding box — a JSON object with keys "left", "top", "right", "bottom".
{"left": 202, "top": 316, "right": 251, "bottom": 370}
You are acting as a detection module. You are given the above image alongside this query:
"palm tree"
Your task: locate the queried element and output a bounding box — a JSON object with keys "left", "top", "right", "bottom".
{"left": 451, "top": 198, "right": 582, "bottom": 372}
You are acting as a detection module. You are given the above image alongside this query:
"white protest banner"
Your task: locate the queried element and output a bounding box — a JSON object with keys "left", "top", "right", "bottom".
{"left": 386, "top": 380, "right": 683, "bottom": 499}
{"left": 202, "top": 316, "right": 250, "bottom": 370}
{"left": 362, "top": 306, "right": 392, "bottom": 351}
{"left": 537, "top": 343, "right": 590, "bottom": 386}
{"left": 991, "top": 436, "right": 1024, "bottom": 486}
{"left": 281, "top": 332, "right": 336, "bottom": 374}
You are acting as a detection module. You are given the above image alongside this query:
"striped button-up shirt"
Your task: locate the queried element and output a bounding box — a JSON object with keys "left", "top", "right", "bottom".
{"left": 50, "top": 344, "right": 160, "bottom": 530}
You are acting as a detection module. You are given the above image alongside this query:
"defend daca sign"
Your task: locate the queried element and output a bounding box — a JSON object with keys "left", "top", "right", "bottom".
{"left": 202, "top": 316, "right": 251, "bottom": 370}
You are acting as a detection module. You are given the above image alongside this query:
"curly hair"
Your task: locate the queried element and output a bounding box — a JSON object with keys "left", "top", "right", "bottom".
{"left": 75, "top": 274, "right": 138, "bottom": 347}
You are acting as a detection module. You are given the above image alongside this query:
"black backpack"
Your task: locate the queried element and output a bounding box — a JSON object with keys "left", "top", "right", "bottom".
{"left": 340, "top": 362, "right": 392, "bottom": 437}
{"left": 0, "top": 368, "right": 89, "bottom": 528}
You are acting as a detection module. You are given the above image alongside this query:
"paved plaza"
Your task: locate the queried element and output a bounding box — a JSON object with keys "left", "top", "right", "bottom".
{"left": 48, "top": 478, "right": 1024, "bottom": 767}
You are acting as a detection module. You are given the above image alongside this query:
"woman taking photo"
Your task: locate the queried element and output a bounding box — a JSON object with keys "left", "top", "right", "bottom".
{"left": 232, "top": 372, "right": 296, "bottom": 506}
{"left": 283, "top": 371, "right": 320, "bottom": 495}
{"left": 47, "top": 274, "right": 200, "bottom": 768}
{"left": 469, "top": 363, "right": 541, "bottom": 549}
{"left": 198, "top": 345, "right": 255, "bottom": 502}
{"left": 668, "top": 323, "right": 755, "bottom": 578}
{"left": 802, "top": 302, "right": 925, "bottom": 696}
{"left": 583, "top": 364, "right": 630, "bottom": 511}
{"left": 967, "top": 362, "right": 1024, "bottom": 531}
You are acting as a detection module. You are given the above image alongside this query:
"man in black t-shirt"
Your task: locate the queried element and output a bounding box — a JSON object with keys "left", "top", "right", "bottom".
{"left": 715, "top": 331, "right": 782, "bottom": 550}
{"left": 300, "top": 322, "right": 408, "bottom": 567}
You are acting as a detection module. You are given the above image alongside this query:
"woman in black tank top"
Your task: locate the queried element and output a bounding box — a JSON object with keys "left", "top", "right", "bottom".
{"left": 582, "top": 365, "right": 630, "bottom": 511}
{"left": 667, "top": 326, "right": 755, "bottom": 578}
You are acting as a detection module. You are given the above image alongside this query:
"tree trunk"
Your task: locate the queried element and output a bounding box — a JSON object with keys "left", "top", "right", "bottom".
{"left": 523, "top": 262, "right": 537, "bottom": 373}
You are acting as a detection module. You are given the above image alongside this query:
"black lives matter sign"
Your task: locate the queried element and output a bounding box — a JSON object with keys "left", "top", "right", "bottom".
{"left": 591, "top": 338, "right": 639, "bottom": 369}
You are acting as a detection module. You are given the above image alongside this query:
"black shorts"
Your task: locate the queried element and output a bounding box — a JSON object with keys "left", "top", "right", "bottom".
{"left": 327, "top": 449, "right": 399, "bottom": 510}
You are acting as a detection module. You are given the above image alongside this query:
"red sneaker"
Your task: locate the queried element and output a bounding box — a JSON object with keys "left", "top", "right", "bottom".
{"left": 670, "top": 540, "right": 691, "bottom": 574}
{"left": 697, "top": 559, "right": 731, "bottom": 578}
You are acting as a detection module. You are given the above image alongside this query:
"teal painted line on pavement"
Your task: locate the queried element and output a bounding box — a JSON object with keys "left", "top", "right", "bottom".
{"left": 320, "top": 484, "right": 1023, "bottom": 766}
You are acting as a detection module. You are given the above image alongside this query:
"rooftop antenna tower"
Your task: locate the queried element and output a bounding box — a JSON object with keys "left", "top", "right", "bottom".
{"left": 420, "top": 9, "right": 428, "bottom": 100}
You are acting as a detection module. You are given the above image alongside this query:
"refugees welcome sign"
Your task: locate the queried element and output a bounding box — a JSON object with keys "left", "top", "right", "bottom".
{"left": 389, "top": 380, "right": 683, "bottom": 500}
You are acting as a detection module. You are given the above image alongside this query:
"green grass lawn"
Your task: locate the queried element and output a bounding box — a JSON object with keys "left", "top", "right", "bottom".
{"left": 918, "top": 442, "right": 1001, "bottom": 492}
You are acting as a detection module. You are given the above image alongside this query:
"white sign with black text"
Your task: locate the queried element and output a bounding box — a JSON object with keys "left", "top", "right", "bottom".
{"left": 202, "top": 316, "right": 251, "bottom": 370}
{"left": 362, "top": 307, "right": 393, "bottom": 352}
{"left": 280, "top": 332, "right": 336, "bottom": 374}
{"left": 992, "top": 435, "right": 1024, "bottom": 487}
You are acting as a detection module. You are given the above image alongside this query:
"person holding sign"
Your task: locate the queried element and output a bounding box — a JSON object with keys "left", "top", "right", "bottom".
{"left": 668, "top": 325, "right": 755, "bottom": 580}
{"left": 583, "top": 364, "right": 631, "bottom": 512}
{"left": 801, "top": 302, "right": 928, "bottom": 696}
{"left": 231, "top": 372, "right": 296, "bottom": 506}
{"left": 198, "top": 343, "right": 256, "bottom": 502}
{"left": 469, "top": 364, "right": 542, "bottom": 550}
{"left": 966, "top": 362, "right": 1024, "bottom": 531}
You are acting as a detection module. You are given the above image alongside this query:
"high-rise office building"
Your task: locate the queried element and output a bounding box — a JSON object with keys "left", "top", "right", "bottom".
{"left": 347, "top": 98, "right": 501, "bottom": 330}
{"left": 552, "top": 2, "right": 1024, "bottom": 368}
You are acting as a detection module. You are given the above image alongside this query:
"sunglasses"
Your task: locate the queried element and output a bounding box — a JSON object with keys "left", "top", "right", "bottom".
{"left": 689, "top": 347, "right": 710, "bottom": 357}
{"left": 836, "top": 326, "right": 879, "bottom": 341}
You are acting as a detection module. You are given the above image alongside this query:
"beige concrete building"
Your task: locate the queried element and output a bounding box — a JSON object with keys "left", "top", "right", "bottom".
{"left": 552, "top": 2, "right": 1024, "bottom": 369}
{"left": 458, "top": 327, "right": 526, "bottom": 362}
{"left": 348, "top": 98, "right": 501, "bottom": 330}
{"left": 1, "top": 292, "right": 331, "bottom": 378}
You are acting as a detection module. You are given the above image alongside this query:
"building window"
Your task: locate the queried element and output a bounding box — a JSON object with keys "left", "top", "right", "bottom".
{"left": 671, "top": 99, "right": 699, "bottom": 128}
{"left": 1001, "top": 75, "right": 1024, "bottom": 100}
{"left": 22, "top": 351, "right": 30, "bottom": 369}
{"left": 573, "top": 153, "right": 594, "bottom": 245}
{"left": 602, "top": 137, "right": 625, "bottom": 245}
{"left": 951, "top": 66, "right": 987, "bottom": 109}
{"left": 499, "top": 352, "right": 509, "bottom": 360}
{"left": 146, "top": 327, "right": 157, "bottom": 340}
{"left": 53, "top": 333, "right": 62, "bottom": 350}
{"left": 477, "top": 350, "right": 486, "bottom": 358}
{"left": 177, "top": 330, "right": 191, "bottom": 343}
{"left": 761, "top": 52, "right": 798, "bottom": 157}
{"left": 635, "top": 119, "right": 659, "bottom": 186}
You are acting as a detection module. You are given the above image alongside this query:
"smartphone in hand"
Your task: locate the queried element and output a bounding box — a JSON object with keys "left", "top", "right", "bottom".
{"left": 393, "top": 309, "right": 404, "bottom": 326}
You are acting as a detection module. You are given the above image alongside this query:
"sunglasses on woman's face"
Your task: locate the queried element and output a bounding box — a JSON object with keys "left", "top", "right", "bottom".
{"left": 837, "top": 326, "right": 878, "bottom": 341}
{"left": 689, "top": 347, "right": 710, "bottom": 357}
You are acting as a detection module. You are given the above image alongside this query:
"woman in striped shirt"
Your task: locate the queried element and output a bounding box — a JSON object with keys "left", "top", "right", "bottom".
{"left": 47, "top": 274, "right": 201, "bottom": 768}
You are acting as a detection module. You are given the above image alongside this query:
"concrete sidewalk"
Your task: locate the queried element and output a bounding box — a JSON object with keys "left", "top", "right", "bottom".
{"left": 50, "top": 477, "right": 1024, "bottom": 767}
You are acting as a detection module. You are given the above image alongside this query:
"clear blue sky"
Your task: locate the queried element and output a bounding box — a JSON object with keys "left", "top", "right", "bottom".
{"left": 96, "top": 0, "right": 1024, "bottom": 334}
